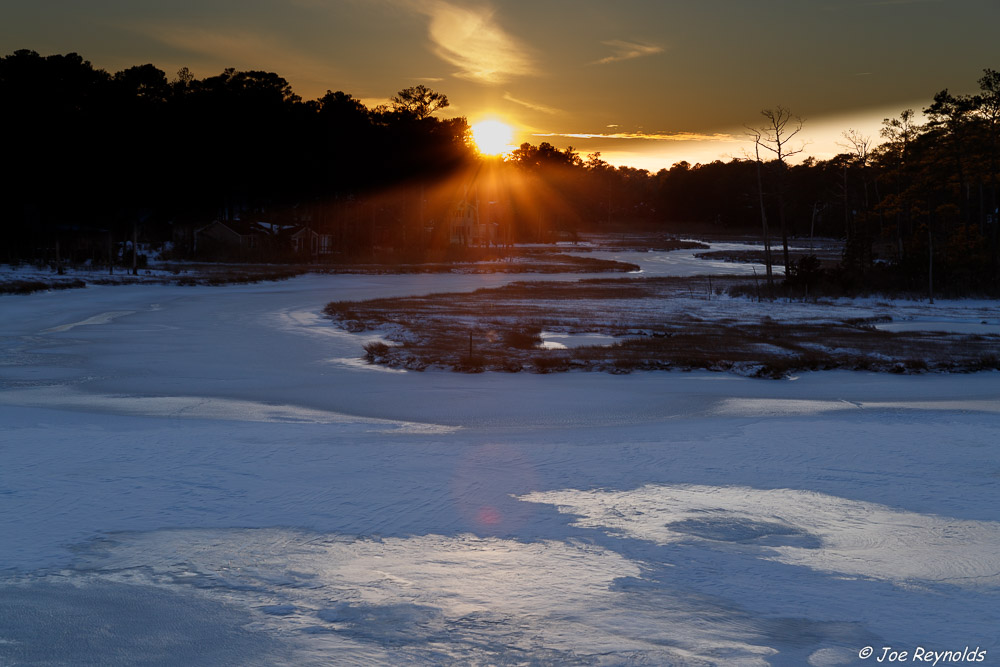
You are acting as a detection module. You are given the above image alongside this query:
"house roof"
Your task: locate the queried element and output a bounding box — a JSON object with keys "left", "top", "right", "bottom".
{"left": 253, "top": 221, "right": 297, "bottom": 234}
{"left": 195, "top": 220, "right": 265, "bottom": 237}
{"left": 197, "top": 220, "right": 304, "bottom": 236}
{"left": 290, "top": 226, "right": 319, "bottom": 238}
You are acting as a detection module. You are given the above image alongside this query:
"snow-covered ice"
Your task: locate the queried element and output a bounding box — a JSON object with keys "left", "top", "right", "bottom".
{"left": 575, "top": 242, "right": 772, "bottom": 277}
{"left": 2, "top": 251, "right": 999, "bottom": 665}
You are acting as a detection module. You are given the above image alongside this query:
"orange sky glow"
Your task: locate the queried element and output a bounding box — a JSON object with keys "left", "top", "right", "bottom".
{"left": 2, "top": 0, "right": 997, "bottom": 171}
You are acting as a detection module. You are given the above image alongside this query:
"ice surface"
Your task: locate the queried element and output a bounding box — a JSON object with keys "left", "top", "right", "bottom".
{"left": 40, "top": 310, "right": 138, "bottom": 333}
{"left": 0, "top": 579, "right": 286, "bottom": 666}
{"left": 0, "top": 386, "right": 457, "bottom": 433}
{"left": 2, "top": 249, "right": 1000, "bottom": 664}
{"left": 875, "top": 318, "right": 1000, "bottom": 334}
{"left": 574, "top": 242, "right": 771, "bottom": 277}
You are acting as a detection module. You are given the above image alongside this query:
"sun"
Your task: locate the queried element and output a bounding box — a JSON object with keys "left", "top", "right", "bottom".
{"left": 471, "top": 119, "right": 515, "bottom": 156}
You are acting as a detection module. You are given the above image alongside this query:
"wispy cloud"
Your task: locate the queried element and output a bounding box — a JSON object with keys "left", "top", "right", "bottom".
{"left": 402, "top": 0, "right": 536, "bottom": 83}
{"left": 862, "top": 0, "right": 942, "bottom": 5}
{"left": 592, "top": 40, "right": 663, "bottom": 65}
{"left": 533, "top": 130, "right": 739, "bottom": 143}
{"left": 503, "top": 93, "right": 562, "bottom": 115}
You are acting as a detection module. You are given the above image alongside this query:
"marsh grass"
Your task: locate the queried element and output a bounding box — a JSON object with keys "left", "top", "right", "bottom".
{"left": 325, "top": 275, "right": 1000, "bottom": 377}
{"left": 0, "top": 279, "right": 87, "bottom": 295}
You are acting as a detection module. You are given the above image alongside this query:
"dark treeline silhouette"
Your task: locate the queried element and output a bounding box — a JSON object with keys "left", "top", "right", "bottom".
{"left": 3, "top": 50, "right": 998, "bottom": 295}
{"left": 507, "top": 70, "right": 1000, "bottom": 296}
{"left": 0, "top": 51, "right": 472, "bottom": 266}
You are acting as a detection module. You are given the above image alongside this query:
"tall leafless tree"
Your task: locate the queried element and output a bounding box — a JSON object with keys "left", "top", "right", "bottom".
{"left": 747, "top": 107, "right": 805, "bottom": 276}
{"left": 839, "top": 129, "right": 876, "bottom": 273}
{"left": 746, "top": 132, "right": 775, "bottom": 288}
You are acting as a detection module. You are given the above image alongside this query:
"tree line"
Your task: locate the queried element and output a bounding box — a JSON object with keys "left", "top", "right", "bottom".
{"left": 2, "top": 50, "right": 998, "bottom": 295}
{"left": 0, "top": 50, "right": 471, "bottom": 264}
{"left": 499, "top": 73, "right": 1000, "bottom": 297}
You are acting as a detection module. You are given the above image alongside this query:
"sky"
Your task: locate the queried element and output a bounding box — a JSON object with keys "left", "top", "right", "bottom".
{"left": 4, "top": 0, "right": 998, "bottom": 171}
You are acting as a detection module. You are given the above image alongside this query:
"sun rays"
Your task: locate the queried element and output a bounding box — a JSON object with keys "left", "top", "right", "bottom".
{"left": 470, "top": 119, "right": 515, "bottom": 156}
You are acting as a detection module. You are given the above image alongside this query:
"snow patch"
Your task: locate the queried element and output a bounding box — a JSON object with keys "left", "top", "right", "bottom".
{"left": 520, "top": 484, "right": 1000, "bottom": 587}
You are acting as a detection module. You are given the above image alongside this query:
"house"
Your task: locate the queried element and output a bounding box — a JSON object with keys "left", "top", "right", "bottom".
{"left": 291, "top": 226, "right": 334, "bottom": 256}
{"left": 449, "top": 200, "right": 497, "bottom": 246}
{"left": 194, "top": 220, "right": 269, "bottom": 258}
{"left": 194, "top": 220, "right": 335, "bottom": 259}
{"left": 291, "top": 226, "right": 319, "bottom": 255}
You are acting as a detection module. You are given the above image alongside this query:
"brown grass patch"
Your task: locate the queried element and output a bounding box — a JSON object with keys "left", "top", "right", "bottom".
{"left": 326, "top": 276, "right": 1000, "bottom": 377}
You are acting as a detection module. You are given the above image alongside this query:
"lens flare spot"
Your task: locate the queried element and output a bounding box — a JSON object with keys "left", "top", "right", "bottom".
{"left": 477, "top": 506, "right": 503, "bottom": 525}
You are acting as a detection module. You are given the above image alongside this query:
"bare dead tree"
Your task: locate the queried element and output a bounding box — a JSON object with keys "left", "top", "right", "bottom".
{"left": 839, "top": 128, "right": 873, "bottom": 209}
{"left": 839, "top": 129, "right": 876, "bottom": 274}
{"left": 746, "top": 129, "right": 775, "bottom": 288}
{"left": 748, "top": 107, "right": 805, "bottom": 276}
{"left": 840, "top": 128, "right": 873, "bottom": 163}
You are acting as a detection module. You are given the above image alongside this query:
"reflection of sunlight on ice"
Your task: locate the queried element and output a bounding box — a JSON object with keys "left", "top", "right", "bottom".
{"left": 520, "top": 484, "right": 1000, "bottom": 587}
{"left": 61, "top": 528, "right": 804, "bottom": 664}
{"left": 72, "top": 529, "right": 753, "bottom": 664}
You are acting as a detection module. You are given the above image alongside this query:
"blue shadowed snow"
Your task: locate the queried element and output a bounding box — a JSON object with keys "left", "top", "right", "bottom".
{"left": 2, "top": 248, "right": 1000, "bottom": 664}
